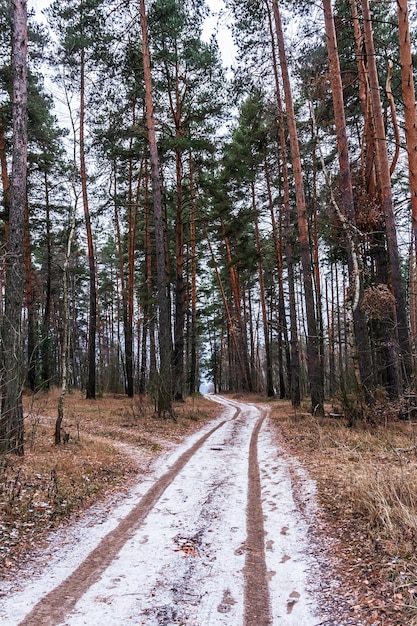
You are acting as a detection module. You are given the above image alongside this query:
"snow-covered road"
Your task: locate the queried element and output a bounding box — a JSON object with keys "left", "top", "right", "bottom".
{"left": 0, "top": 396, "right": 323, "bottom": 625}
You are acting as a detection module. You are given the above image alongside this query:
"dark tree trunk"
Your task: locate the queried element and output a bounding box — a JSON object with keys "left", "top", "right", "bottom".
{"left": 0, "top": 0, "right": 28, "bottom": 455}
{"left": 24, "top": 198, "right": 36, "bottom": 391}
{"left": 222, "top": 228, "right": 253, "bottom": 392}
{"left": 139, "top": 165, "right": 152, "bottom": 396}
{"left": 173, "top": 146, "right": 185, "bottom": 400}
{"left": 139, "top": 0, "right": 173, "bottom": 417}
{"left": 253, "top": 184, "right": 274, "bottom": 397}
{"left": 0, "top": 113, "right": 10, "bottom": 241}
{"left": 41, "top": 171, "right": 52, "bottom": 388}
{"left": 188, "top": 154, "right": 198, "bottom": 395}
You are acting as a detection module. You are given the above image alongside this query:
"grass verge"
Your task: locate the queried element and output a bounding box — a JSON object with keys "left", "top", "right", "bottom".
{"left": 269, "top": 399, "right": 417, "bottom": 625}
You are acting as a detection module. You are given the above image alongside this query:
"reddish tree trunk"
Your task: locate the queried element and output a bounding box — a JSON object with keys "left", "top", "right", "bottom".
{"left": 272, "top": 0, "right": 323, "bottom": 414}
{"left": 361, "top": 0, "right": 412, "bottom": 387}
{"left": 322, "top": 0, "right": 373, "bottom": 399}
{"left": 139, "top": 0, "right": 173, "bottom": 417}
{"left": 397, "top": 0, "right": 417, "bottom": 268}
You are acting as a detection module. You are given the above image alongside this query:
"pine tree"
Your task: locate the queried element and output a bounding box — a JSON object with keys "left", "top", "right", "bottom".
{"left": 48, "top": 0, "right": 108, "bottom": 399}
{"left": 139, "top": 0, "right": 173, "bottom": 417}
{"left": 272, "top": 0, "right": 324, "bottom": 415}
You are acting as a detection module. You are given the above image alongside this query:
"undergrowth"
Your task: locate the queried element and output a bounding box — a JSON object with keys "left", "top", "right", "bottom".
{"left": 272, "top": 399, "right": 417, "bottom": 621}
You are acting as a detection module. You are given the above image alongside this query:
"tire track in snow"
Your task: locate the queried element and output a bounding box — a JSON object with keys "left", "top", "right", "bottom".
{"left": 18, "top": 409, "right": 237, "bottom": 626}
{"left": 5, "top": 395, "right": 322, "bottom": 625}
{"left": 244, "top": 410, "right": 271, "bottom": 626}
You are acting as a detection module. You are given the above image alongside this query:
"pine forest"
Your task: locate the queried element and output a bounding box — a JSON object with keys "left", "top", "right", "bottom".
{"left": 2, "top": 0, "right": 417, "bottom": 454}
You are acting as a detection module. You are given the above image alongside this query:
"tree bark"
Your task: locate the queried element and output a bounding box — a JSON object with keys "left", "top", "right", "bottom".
{"left": 24, "top": 197, "right": 36, "bottom": 391}
{"left": 222, "top": 225, "right": 253, "bottom": 392}
{"left": 253, "top": 184, "right": 274, "bottom": 397}
{"left": 139, "top": 0, "right": 173, "bottom": 417}
{"left": 80, "top": 47, "right": 97, "bottom": 399}
{"left": 361, "top": 0, "right": 412, "bottom": 387}
{"left": 322, "top": 0, "right": 373, "bottom": 400}
{"left": 0, "top": 0, "right": 28, "bottom": 455}
{"left": 188, "top": 153, "right": 198, "bottom": 395}
{"left": 397, "top": 0, "right": 417, "bottom": 269}
{"left": 139, "top": 163, "right": 152, "bottom": 395}
{"left": 264, "top": 159, "right": 290, "bottom": 399}
{"left": 272, "top": 0, "right": 323, "bottom": 414}
{"left": 41, "top": 171, "right": 52, "bottom": 388}
{"left": 0, "top": 112, "right": 10, "bottom": 242}
{"left": 56, "top": 198, "right": 77, "bottom": 445}
{"left": 173, "top": 144, "right": 185, "bottom": 400}
{"left": 350, "top": 0, "right": 376, "bottom": 194}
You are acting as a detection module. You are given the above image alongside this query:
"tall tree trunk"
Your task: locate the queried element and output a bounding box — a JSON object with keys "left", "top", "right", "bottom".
{"left": 322, "top": 0, "right": 373, "bottom": 400}
{"left": 24, "top": 198, "right": 36, "bottom": 391}
{"left": 173, "top": 145, "right": 185, "bottom": 400}
{"left": 266, "top": 1, "right": 297, "bottom": 402}
{"left": 139, "top": 164, "right": 152, "bottom": 395}
{"left": 80, "top": 48, "right": 97, "bottom": 399}
{"left": 253, "top": 184, "right": 274, "bottom": 397}
{"left": 272, "top": 0, "right": 323, "bottom": 415}
{"left": 56, "top": 199, "right": 77, "bottom": 445}
{"left": 113, "top": 161, "right": 128, "bottom": 390}
{"left": 311, "top": 147, "right": 326, "bottom": 384}
{"left": 188, "top": 153, "right": 198, "bottom": 395}
{"left": 41, "top": 171, "right": 52, "bottom": 388}
{"left": 206, "top": 231, "right": 242, "bottom": 388}
{"left": 264, "top": 160, "right": 289, "bottom": 398}
{"left": 350, "top": 0, "right": 376, "bottom": 193}
{"left": 0, "top": 112, "right": 10, "bottom": 242}
{"left": 126, "top": 157, "right": 135, "bottom": 398}
{"left": 114, "top": 169, "right": 130, "bottom": 394}
{"left": 125, "top": 147, "right": 135, "bottom": 397}
{"left": 397, "top": 0, "right": 417, "bottom": 270}
{"left": 361, "top": 0, "right": 412, "bottom": 388}
{"left": 127, "top": 157, "right": 141, "bottom": 397}
{"left": 410, "top": 241, "right": 417, "bottom": 353}
{"left": 222, "top": 226, "right": 253, "bottom": 391}
{"left": 139, "top": 0, "right": 173, "bottom": 417}
{"left": 0, "top": 0, "right": 28, "bottom": 455}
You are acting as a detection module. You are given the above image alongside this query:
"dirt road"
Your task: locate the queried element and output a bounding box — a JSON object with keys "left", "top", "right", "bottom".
{"left": 0, "top": 396, "right": 323, "bottom": 625}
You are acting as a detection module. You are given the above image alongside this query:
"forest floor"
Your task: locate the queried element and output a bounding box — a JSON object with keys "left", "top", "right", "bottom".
{"left": 0, "top": 390, "right": 416, "bottom": 624}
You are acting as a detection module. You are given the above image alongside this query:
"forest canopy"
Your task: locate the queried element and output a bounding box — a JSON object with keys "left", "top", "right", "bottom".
{"left": 1, "top": 0, "right": 417, "bottom": 453}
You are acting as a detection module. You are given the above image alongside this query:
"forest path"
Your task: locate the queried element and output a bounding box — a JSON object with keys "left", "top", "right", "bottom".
{"left": 1, "top": 396, "right": 323, "bottom": 625}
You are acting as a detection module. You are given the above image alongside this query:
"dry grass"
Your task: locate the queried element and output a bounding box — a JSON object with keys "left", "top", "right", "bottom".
{"left": 275, "top": 404, "right": 417, "bottom": 555}
{"left": 268, "top": 398, "right": 417, "bottom": 623}
{"left": 0, "top": 389, "right": 220, "bottom": 578}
